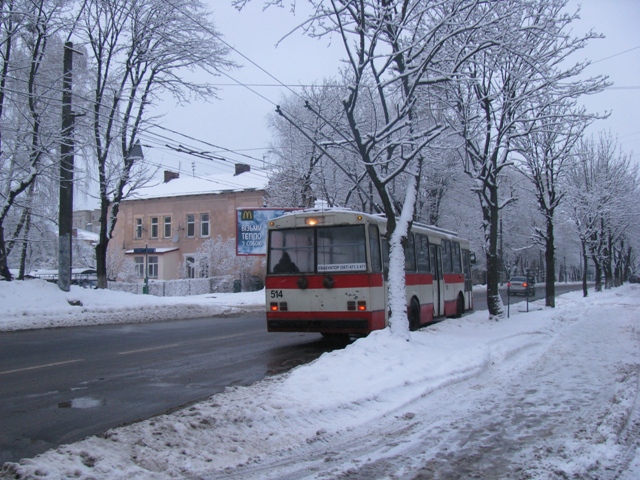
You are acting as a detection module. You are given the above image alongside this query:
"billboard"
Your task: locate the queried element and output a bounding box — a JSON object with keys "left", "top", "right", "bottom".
{"left": 236, "top": 208, "right": 295, "bottom": 255}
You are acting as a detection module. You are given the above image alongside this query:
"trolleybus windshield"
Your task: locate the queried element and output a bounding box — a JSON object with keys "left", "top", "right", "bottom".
{"left": 268, "top": 225, "right": 367, "bottom": 274}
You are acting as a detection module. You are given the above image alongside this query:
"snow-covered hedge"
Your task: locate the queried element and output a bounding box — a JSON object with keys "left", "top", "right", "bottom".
{"left": 108, "top": 275, "right": 235, "bottom": 297}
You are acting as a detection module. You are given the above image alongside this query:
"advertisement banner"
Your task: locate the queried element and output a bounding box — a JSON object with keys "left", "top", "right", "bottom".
{"left": 236, "top": 208, "right": 295, "bottom": 255}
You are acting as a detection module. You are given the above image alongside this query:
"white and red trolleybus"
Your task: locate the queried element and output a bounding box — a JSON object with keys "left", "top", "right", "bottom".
{"left": 265, "top": 209, "right": 474, "bottom": 336}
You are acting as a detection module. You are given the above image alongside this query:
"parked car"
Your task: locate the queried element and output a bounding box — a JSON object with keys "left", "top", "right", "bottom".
{"left": 508, "top": 276, "right": 535, "bottom": 296}
{"left": 629, "top": 274, "right": 640, "bottom": 284}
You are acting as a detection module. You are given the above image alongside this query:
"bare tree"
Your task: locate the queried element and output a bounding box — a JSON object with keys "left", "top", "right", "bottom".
{"left": 446, "top": 0, "right": 606, "bottom": 317}
{"left": 267, "top": 82, "right": 352, "bottom": 209}
{"left": 191, "top": 235, "right": 263, "bottom": 290}
{"left": 566, "top": 133, "right": 639, "bottom": 294}
{"left": 241, "top": 0, "right": 497, "bottom": 337}
{"left": 514, "top": 101, "right": 604, "bottom": 307}
{"left": 0, "top": 0, "right": 71, "bottom": 280}
{"left": 77, "top": 0, "right": 235, "bottom": 288}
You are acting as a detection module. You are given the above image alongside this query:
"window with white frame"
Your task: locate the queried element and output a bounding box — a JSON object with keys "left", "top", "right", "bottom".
{"left": 134, "top": 218, "right": 143, "bottom": 239}
{"left": 164, "top": 216, "right": 172, "bottom": 238}
{"left": 134, "top": 256, "right": 144, "bottom": 278}
{"left": 200, "top": 213, "right": 210, "bottom": 237}
{"left": 186, "top": 214, "right": 195, "bottom": 238}
{"left": 147, "top": 256, "right": 159, "bottom": 278}
{"left": 150, "top": 217, "right": 159, "bottom": 238}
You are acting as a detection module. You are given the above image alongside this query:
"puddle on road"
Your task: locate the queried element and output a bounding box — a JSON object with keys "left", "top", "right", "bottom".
{"left": 58, "top": 397, "right": 103, "bottom": 409}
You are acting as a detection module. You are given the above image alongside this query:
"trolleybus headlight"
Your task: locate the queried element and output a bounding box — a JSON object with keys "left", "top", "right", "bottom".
{"left": 305, "top": 217, "right": 321, "bottom": 225}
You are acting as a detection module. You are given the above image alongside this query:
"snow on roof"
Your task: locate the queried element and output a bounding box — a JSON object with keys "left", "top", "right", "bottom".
{"left": 129, "top": 170, "right": 269, "bottom": 201}
{"left": 28, "top": 268, "right": 97, "bottom": 276}
{"left": 124, "top": 247, "right": 179, "bottom": 254}
{"left": 75, "top": 228, "right": 99, "bottom": 242}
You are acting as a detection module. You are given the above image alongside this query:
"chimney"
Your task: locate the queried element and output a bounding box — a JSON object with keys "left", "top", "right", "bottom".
{"left": 164, "top": 170, "right": 179, "bottom": 183}
{"left": 234, "top": 164, "right": 250, "bottom": 176}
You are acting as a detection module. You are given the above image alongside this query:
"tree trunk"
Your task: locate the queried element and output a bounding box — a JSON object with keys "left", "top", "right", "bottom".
{"left": 95, "top": 200, "right": 111, "bottom": 288}
{"left": 485, "top": 183, "right": 504, "bottom": 318}
{"left": 18, "top": 207, "right": 32, "bottom": 280}
{"left": 581, "top": 239, "right": 588, "bottom": 297}
{"left": 0, "top": 225, "right": 10, "bottom": 281}
{"left": 544, "top": 216, "right": 556, "bottom": 308}
{"left": 592, "top": 255, "right": 602, "bottom": 292}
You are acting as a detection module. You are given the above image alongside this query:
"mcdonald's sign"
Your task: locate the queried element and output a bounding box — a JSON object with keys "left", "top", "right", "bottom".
{"left": 240, "top": 210, "right": 254, "bottom": 221}
{"left": 236, "top": 208, "right": 294, "bottom": 255}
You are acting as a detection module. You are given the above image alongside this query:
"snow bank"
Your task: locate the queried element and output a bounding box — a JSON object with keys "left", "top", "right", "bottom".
{"left": 0, "top": 279, "right": 264, "bottom": 332}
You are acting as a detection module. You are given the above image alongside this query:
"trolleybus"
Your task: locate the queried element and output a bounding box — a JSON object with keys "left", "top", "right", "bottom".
{"left": 265, "top": 208, "right": 473, "bottom": 336}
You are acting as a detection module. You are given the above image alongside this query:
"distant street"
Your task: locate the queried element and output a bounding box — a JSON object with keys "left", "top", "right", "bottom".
{"left": 472, "top": 282, "right": 586, "bottom": 311}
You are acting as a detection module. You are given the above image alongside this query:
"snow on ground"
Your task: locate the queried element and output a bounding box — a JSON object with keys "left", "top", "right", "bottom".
{"left": 0, "top": 279, "right": 264, "bottom": 332}
{"left": 1, "top": 280, "right": 640, "bottom": 479}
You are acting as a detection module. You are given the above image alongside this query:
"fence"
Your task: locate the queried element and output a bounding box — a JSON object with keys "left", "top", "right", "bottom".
{"left": 108, "top": 275, "right": 235, "bottom": 297}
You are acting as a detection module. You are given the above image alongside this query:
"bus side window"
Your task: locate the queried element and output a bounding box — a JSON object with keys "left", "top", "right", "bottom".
{"left": 416, "top": 234, "right": 430, "bottom": 273}
{"left": 382, "top": 237, "right": 390, "bottom": 279}
{"left": 442, "top": 240, "right": 452, "bottom": 274}
{"left": 452, "top": 242, "right": 462, "bottom": 273}
{"left": 369, "top": 224, "right": 382, "bottom": 272}
{"left": 404, "top": 233, "right": 416, "bottom": 272}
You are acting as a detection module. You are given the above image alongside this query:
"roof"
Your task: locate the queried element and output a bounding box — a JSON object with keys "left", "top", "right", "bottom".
{"left": 129, "top": 170, "right": 269, "bottom": 201}
{"left": 124, "top": 247, "right": 179, "bottom": 254}
{"left": 75, "top": 228, "right": 99, "bottom": 242}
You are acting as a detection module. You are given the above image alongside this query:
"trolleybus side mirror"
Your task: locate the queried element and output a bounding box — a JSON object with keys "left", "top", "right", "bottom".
{"left": 470, "top": 252, "right": 476, "bottom": 265}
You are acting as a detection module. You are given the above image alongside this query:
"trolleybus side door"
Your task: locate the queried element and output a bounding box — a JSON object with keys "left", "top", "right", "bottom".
{"left": 462, "top": 249, "right": 473, "bottom": 310}
{"left": 430, "top": 244, "right": 444, "bottom": 317}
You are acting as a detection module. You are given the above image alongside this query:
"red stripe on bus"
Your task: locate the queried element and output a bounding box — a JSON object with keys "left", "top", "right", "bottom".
{"left": 266, "top": 273, "right": 384, "bottom": 290}
{"left": 405, "top": 273, "right": 465, "bottom": 286}
{"left": 443, "top": 273, "right": 464, "bottom": 284}
{"left": 406, "top": 273, "right": 433, "bottom": 285}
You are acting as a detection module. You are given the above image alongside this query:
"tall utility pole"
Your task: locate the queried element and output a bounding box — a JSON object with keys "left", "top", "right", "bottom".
{"left": 58, "top": 42, "right": 74, "bottom": 292}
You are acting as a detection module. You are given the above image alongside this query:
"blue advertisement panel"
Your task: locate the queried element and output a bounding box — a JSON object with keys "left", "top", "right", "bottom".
{"left": 236, "top": 208, "right": 295, "bottom": 255}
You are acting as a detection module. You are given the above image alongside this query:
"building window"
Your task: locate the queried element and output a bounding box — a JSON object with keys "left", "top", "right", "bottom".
{"left": 186, "top": 214, "right": 195, "bottom": 238}
{"left": 186, "top": 256, "right": 195, "bottom": 278}
{"left": 134, "top": 218, "right": 143, "bottom": 239}
{"left": 134, "top": 256, "right": 144, "bottom": 278}
{"left": 148, "top": 256, "right": 159, "bottom": 278}
{"left": 164, "top": 216, "right": 172, "bottom": 238}
{"left": 150, "top": 217, "right": 159, "bottom": 239}
{"left": 200, "top": 213, "right": 210, "bottom": 237}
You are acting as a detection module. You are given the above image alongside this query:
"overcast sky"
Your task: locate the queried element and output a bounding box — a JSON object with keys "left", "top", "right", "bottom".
{"left": 145, "top": 0, "right": 640, "bottom": 179}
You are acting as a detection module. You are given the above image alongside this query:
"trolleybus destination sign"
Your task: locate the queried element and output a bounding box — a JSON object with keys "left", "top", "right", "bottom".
{"left": 236, "top": 208, "right": 295, "bottom": 255}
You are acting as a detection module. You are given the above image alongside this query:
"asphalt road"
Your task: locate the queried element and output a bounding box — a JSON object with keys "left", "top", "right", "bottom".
{"left": 0, "top": 312, "right": 343, "bottom": 464}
